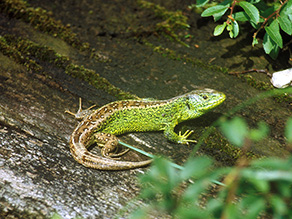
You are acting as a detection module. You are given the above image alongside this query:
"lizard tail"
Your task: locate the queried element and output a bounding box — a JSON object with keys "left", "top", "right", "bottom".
{"left": 70, "top": 142, "right": 152, "bottom": 170}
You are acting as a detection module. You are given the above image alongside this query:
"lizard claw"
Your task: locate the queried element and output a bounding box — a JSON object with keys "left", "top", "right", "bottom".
{"left": 178, "top": 130, "right": 197, "bottom": 145}
{"left": 65, "top": 98, "right": 96, "bottom": 120}
{"left": 108, "top": 149, "right": 130, "bottom": 158}
{"left": 101, "top": 148, "right": 130, "bottom": 160}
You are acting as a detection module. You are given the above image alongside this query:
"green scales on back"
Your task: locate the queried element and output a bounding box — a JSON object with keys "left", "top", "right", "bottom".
{"left": 68, "top": 88, "right": 226, "bottom": 170}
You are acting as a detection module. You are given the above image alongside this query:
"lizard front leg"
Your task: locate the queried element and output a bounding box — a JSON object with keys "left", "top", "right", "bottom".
{"left": 163, "top": 124, "right": 197, "bottom": 145}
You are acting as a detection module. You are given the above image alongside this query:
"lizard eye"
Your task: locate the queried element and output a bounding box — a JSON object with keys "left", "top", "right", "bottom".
{"left": 202, "top": 95, "right": 208, "bottom": 100}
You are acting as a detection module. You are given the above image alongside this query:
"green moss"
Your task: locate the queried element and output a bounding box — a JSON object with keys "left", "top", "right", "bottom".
{"left": 146, "top": 39, "right": 292, "bottom": 104}
{"left": 0, "top": 0, "right": 108, "bottom": 62}
{"left": 144, "top": 40, "right": 229, "bottom": 73}
{"left": 0, "top": 34, "right": 138, "bottom": 100}
{"left": 237, "top": 74, "right": 292, "bottom": 103}
{"left": 137, "top": 0, "right": 190, "bottom": 47}
{"left": 0, "top": 36, "right": 42, "bottom": 71}
{"left": 239, "top": 74, "right": 273, "bottom": 91}
{"left": 0, "top": 0, "right": 137, "bottom": 99}
{"left": 0, "top": 0, "right": 81, "bottom": 47}
{"left": 65, "top": 64, "right": 138, "bottom": 100}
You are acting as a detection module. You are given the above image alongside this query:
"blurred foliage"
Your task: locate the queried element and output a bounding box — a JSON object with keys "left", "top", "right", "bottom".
{"left": 130, "top": 88, "right": 292, "bottom": 218}
{"left": 130, "top": 117, "right": 292, "bottom": 218}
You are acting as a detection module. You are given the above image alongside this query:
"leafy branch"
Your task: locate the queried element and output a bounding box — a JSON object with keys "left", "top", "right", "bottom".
{"left": 197, "top": 0, "right": 292, "bottom": 59}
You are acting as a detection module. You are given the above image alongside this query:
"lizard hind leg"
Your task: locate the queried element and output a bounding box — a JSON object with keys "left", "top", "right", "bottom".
{"left": 93, "top": 132, "right": 129, "bottom": 158}
{"left": 65, "top": 98, "right": 96, "bottom": 121}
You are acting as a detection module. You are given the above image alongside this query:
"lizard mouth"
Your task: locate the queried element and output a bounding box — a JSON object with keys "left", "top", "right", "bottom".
{"left": 209, "top": 92, "right": 226, "bottom": 107}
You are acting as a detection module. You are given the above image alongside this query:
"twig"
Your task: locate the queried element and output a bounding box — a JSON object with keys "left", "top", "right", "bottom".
{"left": 229, "top": 68, "right": 271, "bottom": 77}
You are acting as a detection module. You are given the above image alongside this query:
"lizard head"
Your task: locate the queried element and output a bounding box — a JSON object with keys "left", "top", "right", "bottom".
{"left": 179, "top": 88, "right": 226, "bottom": 121}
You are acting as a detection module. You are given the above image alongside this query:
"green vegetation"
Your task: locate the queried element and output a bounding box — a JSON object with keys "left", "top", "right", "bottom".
{"left": 0, "top": 34, "right": 138, "bottom": 100}
{"left": 143, "top": 39, "right": 229, "bottom": 73}
{"left": 137, "top": 0, "right": 190, "bottom": 47}
{"left": 130, "top": 88, "right": 292, "bottom": 218}
{"left": 191, "top": 0, "right": 292, "bottom": 59}
{"left": 0, "top": 0, "right": 139, "bottom": 100}
{"left": 0, "top": 0, "right": 107, "bottom": 61}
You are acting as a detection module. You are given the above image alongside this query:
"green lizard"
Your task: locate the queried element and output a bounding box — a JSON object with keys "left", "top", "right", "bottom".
{"left": 67, "top": 88, "right": 226, "bottom": 170}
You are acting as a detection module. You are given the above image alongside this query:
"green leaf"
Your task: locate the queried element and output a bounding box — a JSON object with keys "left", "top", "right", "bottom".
{"left": 251, "top": 158, "right": 290, "bottom": 170}
{"left": 269, "top": 44, "right": 280, "bottom": 60}
{"left": 252, "top": 37, "right": 258, "bottom": 47}
{"left": 207, "top": 199, "right": 224, "bottom": 217}
{"left": 51, "top": 213, "right": 63, "bottom": 219}
{"left": 140, "top": 157, "right": 179, "bottom": 195}
{"left": 287, "top": 0, "right": 292, "bottom": 8}
{"left": 153, "top": 157, "right": 178, "bottom": 188}
{"left": 224, "top": 204, "right": 239, "bottom": 218}
{"left": 174, "top": 206, "right": 209, "bottom": 218}
{"left": 213, "top": 11, "right": 228, "bottom": 22}
{"left": 249, "top": 0, "right": 261, "bottom": 3}
{"left": 253, "top": 180, "right": 269, "bottom": 194}
{"left": 228, "top": 25, "right": 233, "bottom": 38}
{"left": 130, "top": 209, "right": 148, "bottom": 219}
{"left": 250, "top": 20, "right": 260, "bottom": 29}
{"left": 270, "top": 195, "right": 288, "bottom": 215}
{"left": 226, "top": 23, "right": 232, "bottom": 31}
{"left": 276, "top": 181, "right": 292, "bottom": 197}
{"left": 240, "top": 196, "right": 266, "bottom": 218}
{"left": 233, "top": 11, "right": 249, "bottom": 22}
{"left": 241, "top": 169, "right": 270, "bottom": 193}
{"left": 214, "top": 0, "right": 232, "bottom": 21}
{"left": 262, "top": 5, "right": 277, "bottom": 19}
{"left": 201, "top": 5, "right": 229, "bottom": 20}
{"left": 253, "top": 170, "right": 292, "bottom": 181}
{"left": 214, "top": 22, "right": 227, "bottom": 36}
{"left": 263, "top": 33, "right": 280, "bottom": 59}
{"left": 196, "top": 0, "right": 209, "bottom": 7}
{"left": 232, "top": 19, "right": 239, "bottom": 38}
{"left": 265, "top": 19, "right": 283, "bottom": 48}
{"left": 181, "top": 157, "right": 212, "bottom": 180}
{"left": 263, "top": 33, "right": 273, "bottom": 53}
{"left": 285, "top": 117, "right": 292, "bottom": 143}
{"left": 183, "top": 179, "right": 209, "bottom": 201}
{"left": 280, "top": 0, "right": 292, "bottom": 16}
{"left": 182, "top": 168, "right": 228, "bottom": 203}
{"left": 278, "top": 15, "right": 292, "bottom": 35}
{"left": 249, "top": 121, "right": 269, "bottom": 142}
{"left": 239, "top": 1, "right": 260, "bottom": 24}
{"left": 224, "top": 17, "right": 239, "bottom": 38}
{"left": 220, "top": 117, "right": 248, "bottom": 147}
